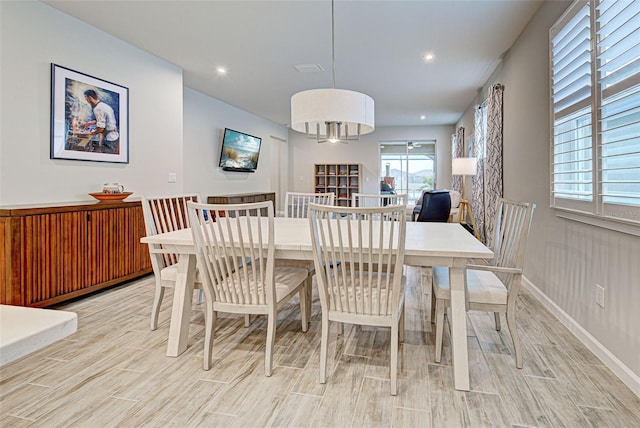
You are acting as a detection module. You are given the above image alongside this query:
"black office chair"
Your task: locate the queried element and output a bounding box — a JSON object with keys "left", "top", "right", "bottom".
{"left": 415, "top": 190, "right": 451, "bottom": 222}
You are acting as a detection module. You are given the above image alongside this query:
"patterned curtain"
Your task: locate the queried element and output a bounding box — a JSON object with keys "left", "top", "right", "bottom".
{"left": 483, "top": 83, "right": 504, "bottom": 248}
{"left": 472, "top": 103, "right": 487, "bottom": 242}
{"left": 452, "top": 127, "right": 464, "bottom": 194}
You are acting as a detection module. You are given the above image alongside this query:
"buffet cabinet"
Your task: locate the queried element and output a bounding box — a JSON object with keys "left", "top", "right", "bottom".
{"left": 207, "top": 192, "right": 276, "bottom": 213}
{"left": 0, "top": 200, "right": 152, "bottom": 307}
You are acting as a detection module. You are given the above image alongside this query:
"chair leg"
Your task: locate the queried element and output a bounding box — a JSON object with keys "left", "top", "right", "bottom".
{"left": 430, "top": 286, "right": 436, "bottom": 324}
{"left": 299, "top": 287, "right": 309, "bottom": 333}
{"left": 306, "top": 271, "right": 313, "bottom": 324}
{"left": 265, "top": 309, "right": 277, "bottom": 377}
{"left": 203, "top": 310, "right": 217, "bottom": 370}
{"left": 244, "top": 314, "right": 251, "bottom": 327}
{"left": 494, "top": 312, "right": 501, "bottom": 331}
{"left": 506, "top": 308, "right": 522, "bottom": 369}
{"left": 399, "top": 305, "right": 405, "bottom": 343}
{"left": 150, "top": 282, "right": 165, "bottom": 331}
{"left": 434, "top": 298, "right": 446, "bottom": 363}
{"left": 320, "top": 313, "right": 329, "bottom": 384}
{"left": 390, "top": 321, "right": 399, "bottom": 396}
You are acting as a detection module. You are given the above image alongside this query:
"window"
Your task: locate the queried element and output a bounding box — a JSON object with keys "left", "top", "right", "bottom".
{"left": 380, "top": 141, "right": 436, "bottom": 201}
{"left": 550, "top": 0, "right": 639, "bottom": 226}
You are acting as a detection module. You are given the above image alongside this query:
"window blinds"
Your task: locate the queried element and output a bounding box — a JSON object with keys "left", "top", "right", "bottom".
{"left": 597, "top": 0, "right": 640, "bottom": 208}
{"left": 550, "top": 0, "right": 640, "bottom": 223}
{"left": 551, "top": 2, "right": 593, "bottom": 203}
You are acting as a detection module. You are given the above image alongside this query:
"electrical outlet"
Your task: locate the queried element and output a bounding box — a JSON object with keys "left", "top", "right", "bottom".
{"left": 596, "top": 284, "right": 605, "bottom": 308}
{"left": 168, "top": 172, "right": 177, "bottom": 183}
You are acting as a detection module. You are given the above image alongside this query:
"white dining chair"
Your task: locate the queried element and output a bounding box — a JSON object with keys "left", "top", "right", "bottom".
{"left": 308, "top": 203, "right": 407, "bottom": 395}
{"left": 432, "top": 198, "right": 535, "bottom": 368}
{"left": 141, "top": 193, "right": 202, "bottom": 331}
{"left": 285, "top": 191, "right": 335, "bottom": 218}
{"left": 280, "top": 191, "right": 335, "bottom": 321}
{"left": 187, "top": 200, "right": 309, "bottom": 376}
{"left": 352, "top": 193, "right": 407, "bottom": 208}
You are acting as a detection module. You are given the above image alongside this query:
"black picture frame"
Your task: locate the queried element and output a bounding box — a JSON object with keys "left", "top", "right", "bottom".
{"left": 50, "top": 64, "right": 129, "bottom": 163}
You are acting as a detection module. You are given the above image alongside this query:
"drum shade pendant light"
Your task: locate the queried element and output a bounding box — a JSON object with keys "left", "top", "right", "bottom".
{"left": 290, "top": 0, "right": 374, "bottom": 144}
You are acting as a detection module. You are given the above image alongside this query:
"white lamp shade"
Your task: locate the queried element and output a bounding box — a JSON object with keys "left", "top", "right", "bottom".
{"left": 452, "top": 157, "right": 477, "bottom": 176}
{"left": 291, "top": 88, "right": 375, "bottom": 136}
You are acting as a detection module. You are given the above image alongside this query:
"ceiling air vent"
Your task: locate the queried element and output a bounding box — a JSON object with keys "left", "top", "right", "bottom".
{"left": 294, "top": 64, "right": 324, "bottom": 73}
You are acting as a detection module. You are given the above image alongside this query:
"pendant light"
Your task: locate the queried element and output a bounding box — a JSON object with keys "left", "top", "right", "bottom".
{"left": 290, "top": 0, "right": 374, "bottom": 143}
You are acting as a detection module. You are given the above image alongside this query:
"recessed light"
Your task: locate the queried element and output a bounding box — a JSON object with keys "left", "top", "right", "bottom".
{"left": 216, "top": 67, "right": 227, "bottom": 75}
{"left": 424, "top": 53, "right": 434, "bottom": 62}
{"left": 420, "top": 115, "right": 426, "bottom": 120}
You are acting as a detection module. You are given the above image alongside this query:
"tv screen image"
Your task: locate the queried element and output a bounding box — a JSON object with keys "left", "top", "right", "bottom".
{"left": 219, "top": 128, "right": 262, "bottom": 171}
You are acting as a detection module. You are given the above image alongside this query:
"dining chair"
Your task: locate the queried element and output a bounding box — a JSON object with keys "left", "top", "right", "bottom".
{"left": 187, "top": 200, "right": 309, "bottom": 376}
{"left": 285, "top": 191, "right": 335, "bottom": 218}
{"left": 432, "top": 198, "right": 535, "bottom": 368}
{"left": 352, "top": 193, "right": 407, "bottom": 208}
{"left": 308, "top": 203, "right": 407, "bottom": 395}
{"left": 280, "top": 191, "right": 335, "bottom": 321}
{"left": 141, "top": 193, "right": 202, "bottom": 331}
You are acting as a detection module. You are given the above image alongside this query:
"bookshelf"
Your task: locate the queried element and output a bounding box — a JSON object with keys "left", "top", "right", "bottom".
{"left": 314, "top": 163, "right": 361, "bottom": 207}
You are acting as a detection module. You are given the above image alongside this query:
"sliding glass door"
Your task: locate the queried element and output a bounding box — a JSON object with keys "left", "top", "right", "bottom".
{"left": 380, "top": 141, "right": 436, "bottom": 201}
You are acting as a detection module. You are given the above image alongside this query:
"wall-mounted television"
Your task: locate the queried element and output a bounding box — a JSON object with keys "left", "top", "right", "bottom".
{"left": 218, "top": 128, "right": 262, "bottom": 172}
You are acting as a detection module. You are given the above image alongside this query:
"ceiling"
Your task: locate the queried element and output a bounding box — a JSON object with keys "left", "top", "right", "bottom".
{"left": 43, "top": 0, "right": 543, "bottom": 128}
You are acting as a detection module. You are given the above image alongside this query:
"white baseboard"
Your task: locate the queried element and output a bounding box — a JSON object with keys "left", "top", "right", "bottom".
{"left": 522, "top": 276, "right": 640, "bottom": 398}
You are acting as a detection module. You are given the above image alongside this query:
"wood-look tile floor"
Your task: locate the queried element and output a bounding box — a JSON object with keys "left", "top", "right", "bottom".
{"left": 2, "top": 267, "right": 639, "bottom": 427}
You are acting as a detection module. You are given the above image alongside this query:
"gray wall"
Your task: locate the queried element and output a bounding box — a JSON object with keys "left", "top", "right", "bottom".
{"left": 182, "top": 87, "right": 288, "bottom": 200}
{"left": 0, "top": 1, "right": 284, "bottom": 205}
{"left": 0, "top": 1, "right": 184, "bottom": 204}
{"left": 459, "top": 1, "right": 639, "bottom": 382}
{"left": 288, "top": 125, "right": 454, "bottom": 199}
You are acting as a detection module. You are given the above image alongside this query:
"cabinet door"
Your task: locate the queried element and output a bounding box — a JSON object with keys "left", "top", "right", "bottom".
{"left": 87, "top": 206, "right": 150, "bottom": 287}
{"left": 19, "top": 211, "right": 88, "bottom": 305}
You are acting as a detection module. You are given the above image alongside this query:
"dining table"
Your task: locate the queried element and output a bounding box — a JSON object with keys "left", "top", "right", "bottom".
{"left": 140, "top": 217, "right": 493, "bottom": 391}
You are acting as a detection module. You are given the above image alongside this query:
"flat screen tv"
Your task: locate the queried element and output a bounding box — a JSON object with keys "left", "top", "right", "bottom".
{"left": 218, "top": 128, "right": 262, "bottom": 172}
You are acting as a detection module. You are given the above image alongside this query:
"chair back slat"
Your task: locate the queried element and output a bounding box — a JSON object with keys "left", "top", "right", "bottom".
{"left": 285, "top": 192, "right": 335, "bottom": 218}
{"left": 188, "top": 201, "right": 274, "bottom": 307}
{"left": 309, "top": 204, "right": 406, "bottom": 317}
{"left": 142, "top": 194, "right": 200, "bottom": 270}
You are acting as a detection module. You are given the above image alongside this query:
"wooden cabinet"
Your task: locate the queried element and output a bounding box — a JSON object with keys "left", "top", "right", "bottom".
{"left": 314, "top": 163, "right": 361, "bottom": 207}
{"left": 0, "top": 201, "right": 152, "bottom": 307}
{"left": 207, "top": 192, "right": 276, "bottom": 212}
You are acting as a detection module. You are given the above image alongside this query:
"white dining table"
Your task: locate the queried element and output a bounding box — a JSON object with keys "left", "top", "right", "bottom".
{"left": 141, "top": 217, "right": 492, "bottom": 391}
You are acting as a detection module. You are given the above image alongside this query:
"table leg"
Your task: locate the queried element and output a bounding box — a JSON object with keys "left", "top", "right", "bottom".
{"left": 166, "top": 254, "right": 197, "bottom": 357}
{"left": 449, "top": 263, "right": 470, "bottom": 391}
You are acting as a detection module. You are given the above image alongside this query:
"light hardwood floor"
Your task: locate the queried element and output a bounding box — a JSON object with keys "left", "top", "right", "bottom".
{"left": 1, "top": 267, "right": 639, "bottom": 427}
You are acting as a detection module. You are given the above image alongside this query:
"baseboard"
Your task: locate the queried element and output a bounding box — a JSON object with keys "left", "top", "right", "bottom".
{"left": 522, "top": 276, "right": 640, "bottom": 398}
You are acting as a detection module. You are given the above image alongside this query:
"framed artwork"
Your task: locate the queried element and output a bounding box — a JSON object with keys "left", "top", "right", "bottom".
{"left": 50, "top": 64, "right": 129, "bottom": 163}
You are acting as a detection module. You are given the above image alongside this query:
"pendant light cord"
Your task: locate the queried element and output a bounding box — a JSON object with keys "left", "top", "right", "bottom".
{"left": 331, "top": 0, "right": 336, "bottom": 89}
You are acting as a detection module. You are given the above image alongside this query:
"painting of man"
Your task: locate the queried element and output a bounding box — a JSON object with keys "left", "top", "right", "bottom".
{"left": 64, "top": 81, "right": 120, "bottom": 154}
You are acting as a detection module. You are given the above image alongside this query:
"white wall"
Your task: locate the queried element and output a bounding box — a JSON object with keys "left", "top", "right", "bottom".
{"left": 461, "top": 0, "right": 639, "bottom": 383}
{"left": 0, "top": 1, "right": 184, "bottom": 205}
{"left": 182, "top": 87, "right": 288, "bottom": 206}
{"left": 289, "top": 125, "right": 454, "bottom": 198}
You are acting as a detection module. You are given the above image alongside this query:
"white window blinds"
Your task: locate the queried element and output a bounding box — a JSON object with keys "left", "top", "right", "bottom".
{"left": 551, "top": 2, "right": 593, "bottom": 206}
{"left": 550, "top": 0, "right": 640, "bottom": 224}
{"left": 597, "top": 0, "right": 640, "bottom": 215}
